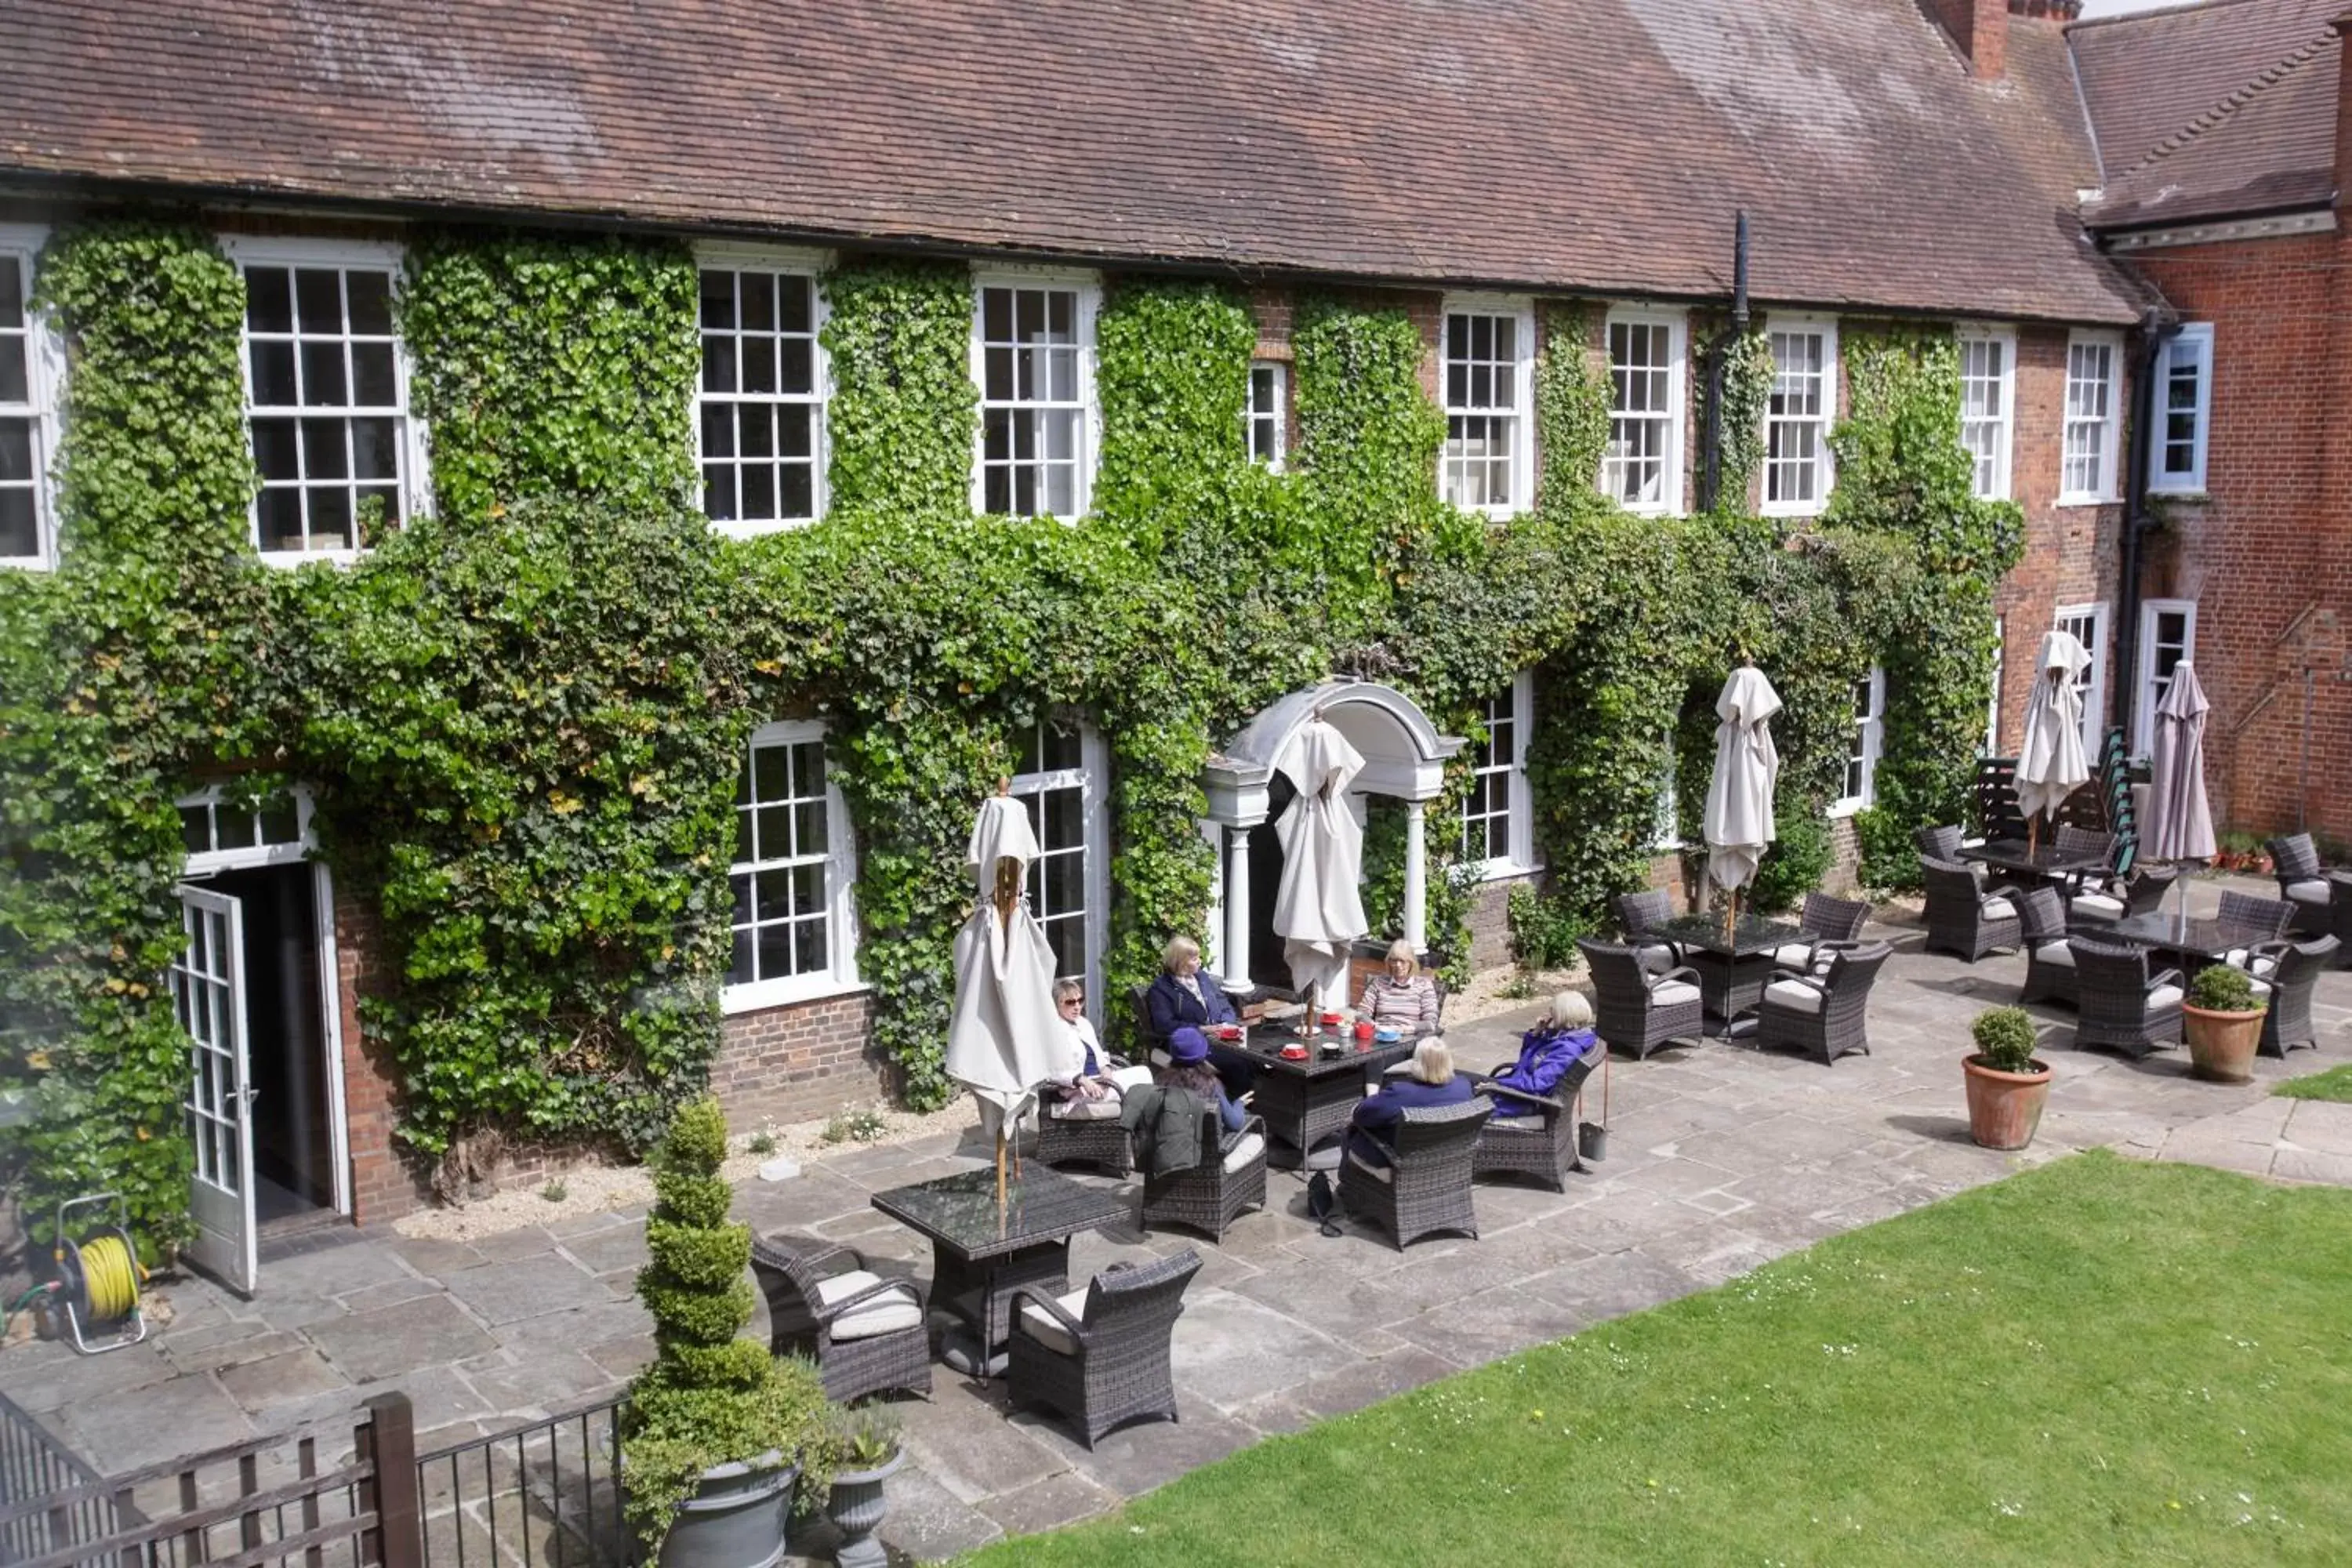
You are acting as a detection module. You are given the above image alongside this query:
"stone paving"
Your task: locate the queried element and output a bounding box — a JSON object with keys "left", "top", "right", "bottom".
{"left": 3, "top": 876, "right": 2347, "bottom": 1563}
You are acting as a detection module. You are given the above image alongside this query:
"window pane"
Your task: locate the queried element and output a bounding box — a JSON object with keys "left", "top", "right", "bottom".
{"left": 700, "top": 270, "right": 735, "bottom": 331}
{"left": 294, "top": 269, "right": 343, "bottom": 333}
{"left": 352, "top": 342, "right": 397, "bottom": 407}
{"left": 352, "top": 417, "right": 399, "bottom": 481}
{"left": 251, "top": 341, "right": 297, "bottom": 407}
{"left": 246, "top": 268, "right": 293, "bottom": 335}
{"left": 346, "top": 271, "right": 393, "bottom": 336}
{"left": 0, "top": 487, "right": 35, "bottom": 560}
{"left": 256, "top": 488, "right": 305, "bottom": 552}
{"left": 0, "top": 339, "right": 24, "bottom": 406}
{"left": 302, "top": 418, "right": 349, "bottom": 480}
{"left": 307, "top": 486, "right": 352, "bottom": 548}
{"left": 299, "top": 341, "right": 347, "bottom": 407}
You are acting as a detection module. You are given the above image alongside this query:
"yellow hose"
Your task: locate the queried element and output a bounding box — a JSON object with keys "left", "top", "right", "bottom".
{"left": 74, "top": 1232, "right": 141, "bottom": 1323}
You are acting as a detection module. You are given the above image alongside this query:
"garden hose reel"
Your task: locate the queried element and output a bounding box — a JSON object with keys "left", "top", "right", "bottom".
{"left": 51, "top": 1193, "right": 148, "bottom": 1355}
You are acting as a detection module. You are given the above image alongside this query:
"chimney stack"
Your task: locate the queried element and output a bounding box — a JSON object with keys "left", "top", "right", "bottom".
{"left": 1924, "top": 0, "right": 2008, "bottom": 79}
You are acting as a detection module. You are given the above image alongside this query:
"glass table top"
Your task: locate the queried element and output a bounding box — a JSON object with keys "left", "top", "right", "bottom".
{"left": 1656, "top": 913, "right": 1804, "bottom": 957}
{"left": 1958, "top": 840, "right": 2105, "bottom": 874}
{"left": 869, "top": 1163, "right": 1127, "bottom": 1259}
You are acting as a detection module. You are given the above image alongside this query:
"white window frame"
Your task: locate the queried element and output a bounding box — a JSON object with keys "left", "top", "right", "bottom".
{"left": 1439, "top": 295, "right": 1536, "bottom": 520}
{"left": 722, "top": 720, "right": 862, "bottom": 1014}
{"left": 1246, "top": 359, "right": 1287, "bottom": 472}
{"left": 1650, "top": 726, "right": 1682, "bottom": 850}
{"left": 177, "top": 782, "right": 316, "bottom": 877}
{"left": 2133, "top": 598, "right": 2198, "bottom": 753}
{"left": 1957, "top": 325, "right": 2016, "bottom": 503}
{"left": 2055, "top": 601, "right": 2109, "bottom": 757}
{"left": 1761, "top": 316, "right": 1838, "bottom": 517}
{"left": 1984, "top": 614, "right": 2005, "bottom": 756}
{"left": 1599, "top": 306, "right": 1686, "bottom": 516}
{"left": 1833, "top": 666, "right": 1886, "bottom": 817}
{"left": 969, "top": 268, "right": 1100, "bottom": 521}
{"left": 221, "top": 236, "right": 430, "bottom": 567}
{"left": 1462, "top": 670, "right": 1537, "bottom": 878}
{"left": 0, "top": 223, "right": 61, "bottom": 571}
{"left": 2147, "top": 323, "right": 2213, "bottom": 496}
{"left": 2060, "top": 329, "right": 2122, "bottom": 506}
{"left": 692, "top": 243, "right": 832, "bottom": 538}
{"left": 1007, "top": 719, "right": 1112, "bottom": 1028}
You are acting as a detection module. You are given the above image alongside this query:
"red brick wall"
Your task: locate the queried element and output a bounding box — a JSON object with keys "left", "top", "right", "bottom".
{"left": 332, "top": 884, "right": 418, "bottom": 1223}
{"left": 2122, "top": 231, "right": 2352, "bottom": 841}
{"left": 710, "top": 992, "right": 886, "bottom": 1132}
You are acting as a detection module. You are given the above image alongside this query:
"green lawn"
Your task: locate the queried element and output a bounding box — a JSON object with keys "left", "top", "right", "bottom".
{"left": 2275, "top": 1062, "right": 2352, "bottom": 1102}
{"left": 960, "top": 1152, "right": 2352, "bottom": 1566}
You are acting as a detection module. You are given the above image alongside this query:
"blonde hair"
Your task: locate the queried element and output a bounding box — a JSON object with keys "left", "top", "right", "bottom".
{"left": 1548, "top": 991, "right": 1594, "bottom": 1030}
{"left": 1385, "top": 938, "right": 1417, "bottom": 966}
{"left": 1161, "top": 934, "right": 1201, "bottom": 971}
{"left": 1411, "top": 1037, "right": 1454, "bottom": 1084}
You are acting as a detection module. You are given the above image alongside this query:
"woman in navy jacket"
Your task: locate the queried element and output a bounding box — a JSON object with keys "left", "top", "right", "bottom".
{"left": 1346, "top": 1037, "right": 1474, "bottom": 1170}
{"left": 1145, "top": 935, "right": 1240, "bottom": 1040}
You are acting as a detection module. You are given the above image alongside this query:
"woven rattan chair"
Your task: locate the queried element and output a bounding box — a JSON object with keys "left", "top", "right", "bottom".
{"left": 750, "top": 1236, "right": 932, "bottom": 1404}
{"left": 1140, "top": 1109, "right": 1267, "bottom": 1241}
{"left": 1915, "top": 824, "right": 1963, "bottom": 860}
{"left": 1922, "top": 857, "right": 2022, "bottom": 960}
{"left": 1769, "top": 891, "right": 1871, "bottom": 973}
{"left": 2217, "top": 891, "right": 2296, "bottom": 956}
{"left": 1006, "top": 1250, "right": 1201, "bottom": 1448}
{"left": 2252, "top": 935, "right": 2339, "bottom": 1056}
{"left": 2016, "top": 887, "right": 2079, "bottom": 1007}
{"left": 1577, "top": 938, "right": 1704, "bottom": 1060}
{"left": 1615, "top": 887, "right": 1680, "bottom": 971}
{"left": 1035, "top": 1052, "right": 1150, "bottom": 1176}
{"left": 2270, "top": 833, "right": 2330, "bottom": 932}
{"left": 2069, "top": 938, "right": 2183, "bottom": 1060}
{"left": 2053, "top": 825, "right": 2118, "bottom": 896}
{"left": 2071, "top": 864, "right": 2178, "bottom": 928}
{"left": 1339, "top": 1097, "right": 1493, "bottom": 1250}
{"left": 1756, "top": 942, "right": 1890, "bottom": 1065}
{"left": 1472, "top": 1044, "right": 1603, "bottom": 1192}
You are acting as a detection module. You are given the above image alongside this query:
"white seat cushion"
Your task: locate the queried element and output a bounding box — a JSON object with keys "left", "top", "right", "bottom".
{"left": 1048, "top": 1094, "right": 1122, "bottom": 1121}
{"left": 2250, "top": 978, "right": 2274, "bottom": 1000}
{"left": 2241, "top": 955, "right": 2278, "bottom": 978}
{"left": 1980, "top": 897, "right": 2017, "bottom": 920}
{"left": 1016, "top": 1285, "right": 1091, "bottom": 1356}
{"left": 1772, "top": 942, "right": 1817, "bottom": 970}
{"left": 815, "top": 1270, "right": 924, "bottom": 1341}
{"left": 2071, "top": 894, "right": 2124, "bottom": 920}
{"left": 2288, "top": 878, "right": 2331, "bottom": 901}
{"left": 1108, "top": 1063, "right": 1155, "bottom": 1092}
{"left": 1345, "top": 1149, "right": 1395, "bottom": 1185}
{"left": 1650, "top": 981, "right": 1700, "bottom": 1009}
{"left": 2223, "top": 948, "right": 2251, "bottom": 967}
{"left": 1221, "top": 1131, "right": 1266, "bottom": 1174}
{"left": 2148, "top": 984, "right": 2184, "bottom": 1012}
{"left": 2033, "top": 942, "right": 2076, "bottom": 969}
{"left": 1762, "top": 978, "right": 1823, "bottom": 1014}
{"left": 1635, "top": 942, "right": 1676, "bottom": 972}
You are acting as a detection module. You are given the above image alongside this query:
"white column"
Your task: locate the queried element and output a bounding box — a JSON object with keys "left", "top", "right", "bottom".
{"left": 1403, "top": 799, "right": 1428, "bottom": 955}
{"left": 1225, "top": 826, "right": 1254, "bottom": 991}
{"left": 1199, "top": 818, "right": 1226, "bottom": 972}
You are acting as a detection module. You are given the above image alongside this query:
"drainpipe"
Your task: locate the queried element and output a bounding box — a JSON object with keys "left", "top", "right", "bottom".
{"left": 1698, "top": 211, "right": 1751, "bottom": 514}
{"left": 2113, "top": 307, "right": 2180, "bottom": 752}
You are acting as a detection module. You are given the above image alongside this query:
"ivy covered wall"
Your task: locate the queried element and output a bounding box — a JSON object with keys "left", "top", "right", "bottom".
{"left": 0, "top": 216, "right": 2009, "bottom": 1249}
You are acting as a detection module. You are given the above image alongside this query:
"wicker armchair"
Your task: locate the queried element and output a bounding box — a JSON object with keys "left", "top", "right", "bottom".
{"left": 1140, "top": 1110, "right": 1268, "bottom": 1241}
{"left": 1035, "top": 1054, "right": 1149, "bottom": 1175}
{"left": 1915, "top": 824, "right": 1963, "bottom": 860}
{"left": 2053, "top": 825, "right": 2117, "bottom": 895}
{"left": 1339, "top": 1098, "right": 1493, "bottom": 1250}
{"left": 1472, "top": 1044, "right": 1604, "bottom": 1192}
{"left": 1769, "top": 891, "right": 1871, "bottom": 973}
{"left": 1577, "top": 938, "right": 1704, "bottom": 1060}
{"left": 2071, "top": 864, "right": 2178, "bottom": 928}
{"left": 2252, "top": 935, "right": 2339, "bottom": 1056}
{"left": 1006, "top": 1250, "right": 1201, "bottom": 1448}
{"left": 2069, "top": 938, "right": 2183, "bottom": 1060}
{"left": 2216, "top": 891, "right": 2296, "bottom": 956}
{"left": 2270, "top": 833, "right": 2329, "bottom": 930}
{"left": 1922, "top": 857, "right": 2022, "bottom": 960}
{"left": 1615, "top": 888, "right": 1680, "bottom": 972}
{"left": 2015, "top": 887, "right": 2078, "bottom": 1007}
{"left": 750, "top": 1236, "right": 932, "bottom": 1404}
{"left": 1756, "top": 942, "right": 1890, "bottom": 1065}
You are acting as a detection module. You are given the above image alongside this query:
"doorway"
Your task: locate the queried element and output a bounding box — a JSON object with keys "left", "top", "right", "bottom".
{"left": 204, "top": 864, "right": 336, "bottom": 1225}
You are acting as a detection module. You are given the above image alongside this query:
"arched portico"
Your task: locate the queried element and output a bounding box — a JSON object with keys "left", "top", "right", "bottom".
{"left": 1199, "top": 679, "right": 1464, "bottom": 989}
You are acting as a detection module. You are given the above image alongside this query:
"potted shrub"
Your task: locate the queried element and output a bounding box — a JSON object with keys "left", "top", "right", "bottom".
{"left": 1963, "top": 1006, "right": 2050, "bottom": 1151}
{"left": 822, "top": 1409, "right": 906, "bottom": 1568}
{"left": 622, "top": 1098, "right": 833, "bottom": 1568}
{"left": 2183, "top": 964, "right": 2265, "bottom": 1084}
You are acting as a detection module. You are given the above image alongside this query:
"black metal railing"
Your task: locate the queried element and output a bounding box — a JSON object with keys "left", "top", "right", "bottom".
{"left": 413, "top": 1396, "right": 633, "bottom": 1568}
{"left": 0, "top": 1391, "right": 114, "bottom": 1568}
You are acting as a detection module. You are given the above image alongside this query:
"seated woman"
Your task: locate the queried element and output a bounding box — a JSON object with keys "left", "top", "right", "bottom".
{"left": 1357, "top": 938, "right": 1440, "bottom": 1037}
{"left": 1046, "top": 978, "right": 1149, "bottom": 1114}
{"left": 1486, "top": 991, "right": 1600, "bottom": 1116}
{"left": 1145, "top": 935, "right": 1240, "bottom": 1040}
{"left": 1345, "top": 1037, "right": 1473, "bottom": 1168}
{"left": 1156, "top": 1026, "right": 1247, "bottom": 1134}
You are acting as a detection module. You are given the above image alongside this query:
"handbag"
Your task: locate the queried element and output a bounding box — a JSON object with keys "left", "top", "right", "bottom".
{"left": 1306, "top": 1170, "right": 1343, "bottom": 1237}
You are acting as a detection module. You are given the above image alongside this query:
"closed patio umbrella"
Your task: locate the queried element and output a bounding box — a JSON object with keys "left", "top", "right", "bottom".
{"left": 1701, "top": 665, "right": 1781, "bottom": 922}
{"left": 946, "top": 789, "right": 1065, "bottom": 1207}
{"left": 2015, "top": 630, "right": 2093, "bottom": 848}
{"left": 1272, "top": 717, "right": 1369, "bottom": 1014}
{"left": 2146, "top": 659, "right": 2216, "bottom": 935}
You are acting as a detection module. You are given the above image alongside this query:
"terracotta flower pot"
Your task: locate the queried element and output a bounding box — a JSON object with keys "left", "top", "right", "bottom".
{"left": 1963, "top": 1055, "right": 2052, "bottom": 1150}
{"left": 2183, "top": 1004, "right": 2263, "bottom": 1084}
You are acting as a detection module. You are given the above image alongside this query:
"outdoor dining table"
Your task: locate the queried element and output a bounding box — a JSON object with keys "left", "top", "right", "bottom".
{"left": 869, "top": 1163, "right": 1127, "bottom": 1377}
{"left": 2100, "top": 913, "right": 2238, "bottom": 967}
{"left": 1656, "top": 913, "right": 1805, "bottom": 1031}
{"left": 1958, "top": 840, "right": 2107, "bottom": 885}
{"left": 1218, "top": 1019, "right": 1414, "bottom": 1165}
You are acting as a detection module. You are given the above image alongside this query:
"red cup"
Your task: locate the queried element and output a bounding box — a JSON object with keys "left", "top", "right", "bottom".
{"left": 1218, "top": 1025, "right": 1243, "bottom": 1041}
{"left": 1353, "top": 1021, "right": 1374, "bottom": 1043}
{"left": 1320, "top": 1010, "right": 1341, "bottom": 1026}
{"left": 1280, "top": 1044, "right": 1308, "bottom": 1061}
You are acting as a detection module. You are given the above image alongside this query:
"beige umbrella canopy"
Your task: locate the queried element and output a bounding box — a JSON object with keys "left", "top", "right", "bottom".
{"left": 946, "top": 792, "right": 1064, "bottom": 1199}
{"left": 2146, "top": 659, "right": 2216, "bottom": 864}
{"left": 1272, "top": 717, "right": 1369, "bottom": 1013}
{"left": 2016, "top": 630, "right": 2092, "bottom": 837}
{"left": 1702, "top": 666, "right": 1782, "bottom": 914}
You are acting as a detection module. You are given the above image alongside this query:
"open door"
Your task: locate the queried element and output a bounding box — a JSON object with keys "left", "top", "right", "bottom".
{"left": 172, "top": 884, "right": 257, "bottom": 1295}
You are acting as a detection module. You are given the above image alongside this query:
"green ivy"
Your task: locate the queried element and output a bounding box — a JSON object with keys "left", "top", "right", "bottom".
{"left": 819, "top": 261, "right": 977, "bottom": 521}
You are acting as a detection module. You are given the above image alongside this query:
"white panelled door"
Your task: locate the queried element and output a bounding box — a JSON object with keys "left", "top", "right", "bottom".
{"left": 172, "top": 884, "right": 257, "bottom": 1295}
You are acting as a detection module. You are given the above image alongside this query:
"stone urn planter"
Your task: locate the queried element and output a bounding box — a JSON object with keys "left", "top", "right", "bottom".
{"left": 659, "top": 1457, "right": 798, "bottom": 1568}
{"left": 1964, "top": 1006, "right": 2050, "bottom": 1152}
{"left": 824, "top": 1447, "right": 904, "bottom": 1568}
{"left": 2183, "top": 964, "right": 2264, "bottom": 1085}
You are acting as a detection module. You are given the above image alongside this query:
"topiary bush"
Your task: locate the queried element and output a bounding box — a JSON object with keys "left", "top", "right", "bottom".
{"left": 621, "top": 1098, "right": 833, "bottom": 1550}
{"left": 1970, "top": 1006, "right": 2039, "bottom": 1073}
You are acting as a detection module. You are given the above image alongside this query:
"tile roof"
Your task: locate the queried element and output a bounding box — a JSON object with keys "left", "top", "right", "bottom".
{"left": 2071, "top": 0, "right": 2344, "bottom": 229}
{"left": 1, "top": 0, "right": 2142, "bottom": 323}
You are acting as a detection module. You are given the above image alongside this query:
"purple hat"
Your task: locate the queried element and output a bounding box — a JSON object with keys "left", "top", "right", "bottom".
{"left": 1168, "top": 1026, "right": 1210, "bottom": 1064}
